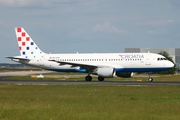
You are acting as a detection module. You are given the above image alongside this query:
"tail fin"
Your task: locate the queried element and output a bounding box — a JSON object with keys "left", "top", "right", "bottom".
{"left": 15, "top": 27, "right": 45, "bottom": 59}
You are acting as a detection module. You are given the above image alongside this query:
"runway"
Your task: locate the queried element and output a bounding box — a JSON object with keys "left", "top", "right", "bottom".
{"left": 0, "top": 71, "right": 180, "bottom": 86}
{"left": 0, "top": 78, "right": 180, "bottom": 86}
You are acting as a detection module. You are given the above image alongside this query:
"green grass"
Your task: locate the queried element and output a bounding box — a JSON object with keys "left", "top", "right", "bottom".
{"left": 0, "top": 84, "right": 180, "bottom": 120}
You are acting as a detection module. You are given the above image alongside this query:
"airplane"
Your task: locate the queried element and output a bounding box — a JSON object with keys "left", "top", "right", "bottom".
{"left": 6, "top": 27, "right": 174, "bottom": 82}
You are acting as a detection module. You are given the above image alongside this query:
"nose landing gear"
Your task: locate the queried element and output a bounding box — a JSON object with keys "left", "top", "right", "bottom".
{"left": 148, "top": 77, "right": 153, "bottom": 82}
{"left": 148, "top": 72, "right": 153, "bottom": 82}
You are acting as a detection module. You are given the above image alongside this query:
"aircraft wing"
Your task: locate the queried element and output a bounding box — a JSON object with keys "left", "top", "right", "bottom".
{"left": 49, "top": 60, "right": 103, "bottom": 69}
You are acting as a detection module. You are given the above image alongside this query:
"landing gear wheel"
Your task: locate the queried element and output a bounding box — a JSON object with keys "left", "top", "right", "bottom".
{"left": 85, "top": 76, "right": 92, "bottom": 81}
{"left": 148, "top": 72, "right": 153, "bottom": 82}
{"left": 149, "top": 77, "right": 153, "bottom": 82}
{"left": 98, "top": 76, "right": 104, "bottom": 81}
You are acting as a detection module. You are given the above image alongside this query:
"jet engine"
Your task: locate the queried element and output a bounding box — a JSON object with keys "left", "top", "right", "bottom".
{"left": 116, "top": 72, "right": 133, "bottom": 78}
{"left": 96, "top": 67, "right": 116, "bottom": 78}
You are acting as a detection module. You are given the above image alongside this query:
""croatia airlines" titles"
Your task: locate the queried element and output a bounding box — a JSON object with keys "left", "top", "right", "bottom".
{"left": 119, "top": 54, "right": 144, "bottom": 59}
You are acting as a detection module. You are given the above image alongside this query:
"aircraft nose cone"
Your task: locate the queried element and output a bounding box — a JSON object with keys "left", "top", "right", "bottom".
{"left": 169, "top": 61, "right": 174, "bottom": 68}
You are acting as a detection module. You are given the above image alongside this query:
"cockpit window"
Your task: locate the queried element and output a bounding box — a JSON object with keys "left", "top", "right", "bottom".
{"left": 157, "top": 58, "right": 167, "bottom": 61}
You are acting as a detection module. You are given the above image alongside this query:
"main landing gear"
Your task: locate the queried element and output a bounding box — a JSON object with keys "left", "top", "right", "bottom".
{"left": 85, "top": 76, "right": 92, "bottom": 81}
{"left": 98, "top": 76, "right": 104, "bottom": 81}
{"left": 148, "top": 72, "right": 153, "bottom": 82}
{"left": 85, "top": 75, "right": 105, "bottom": 81}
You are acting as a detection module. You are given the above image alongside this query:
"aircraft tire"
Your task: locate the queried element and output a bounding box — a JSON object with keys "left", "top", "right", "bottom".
{"left": 98, "top": 76, "right": 104, "bottom": 81}
{"left": 149, "top": 78, "right": 153, "bottom": 82}
{"left": 85, "top": 76, "right": 92, "bottom": 81}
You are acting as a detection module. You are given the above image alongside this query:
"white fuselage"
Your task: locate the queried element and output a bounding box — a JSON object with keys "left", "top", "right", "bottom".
{"left": 21, "top": 53, "right": 174, "bottom": 73}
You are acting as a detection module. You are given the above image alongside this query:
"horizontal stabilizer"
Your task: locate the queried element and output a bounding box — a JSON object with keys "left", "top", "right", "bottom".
{"left": 6, "top": 56, "right": 30, "bottom": 62}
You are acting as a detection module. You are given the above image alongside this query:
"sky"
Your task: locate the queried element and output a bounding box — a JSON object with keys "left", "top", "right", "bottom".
{"left": 0, "top": 0, "right": 180, "bottom": 63}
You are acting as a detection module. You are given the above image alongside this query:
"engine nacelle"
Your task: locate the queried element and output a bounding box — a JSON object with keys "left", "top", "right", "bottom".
{"left": 96, "top": 67, "right": 116, "bottom": 78}
{"left": 116, "top": 72, "right": 133, "bottom": 78}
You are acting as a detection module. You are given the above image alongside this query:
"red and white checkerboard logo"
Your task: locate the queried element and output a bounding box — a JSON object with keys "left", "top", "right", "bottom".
{"left": 15, "top": 27, "right": 44, "bottom": 59}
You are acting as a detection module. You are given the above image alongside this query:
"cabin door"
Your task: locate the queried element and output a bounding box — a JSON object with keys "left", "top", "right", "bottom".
{"left": 145, "top": 54, "right": 151, "bottom": 65}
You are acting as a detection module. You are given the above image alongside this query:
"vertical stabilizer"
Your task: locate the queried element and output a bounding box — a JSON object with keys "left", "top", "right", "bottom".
{"left": 15, "top": 27, "right": 45, "bottom": 59}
